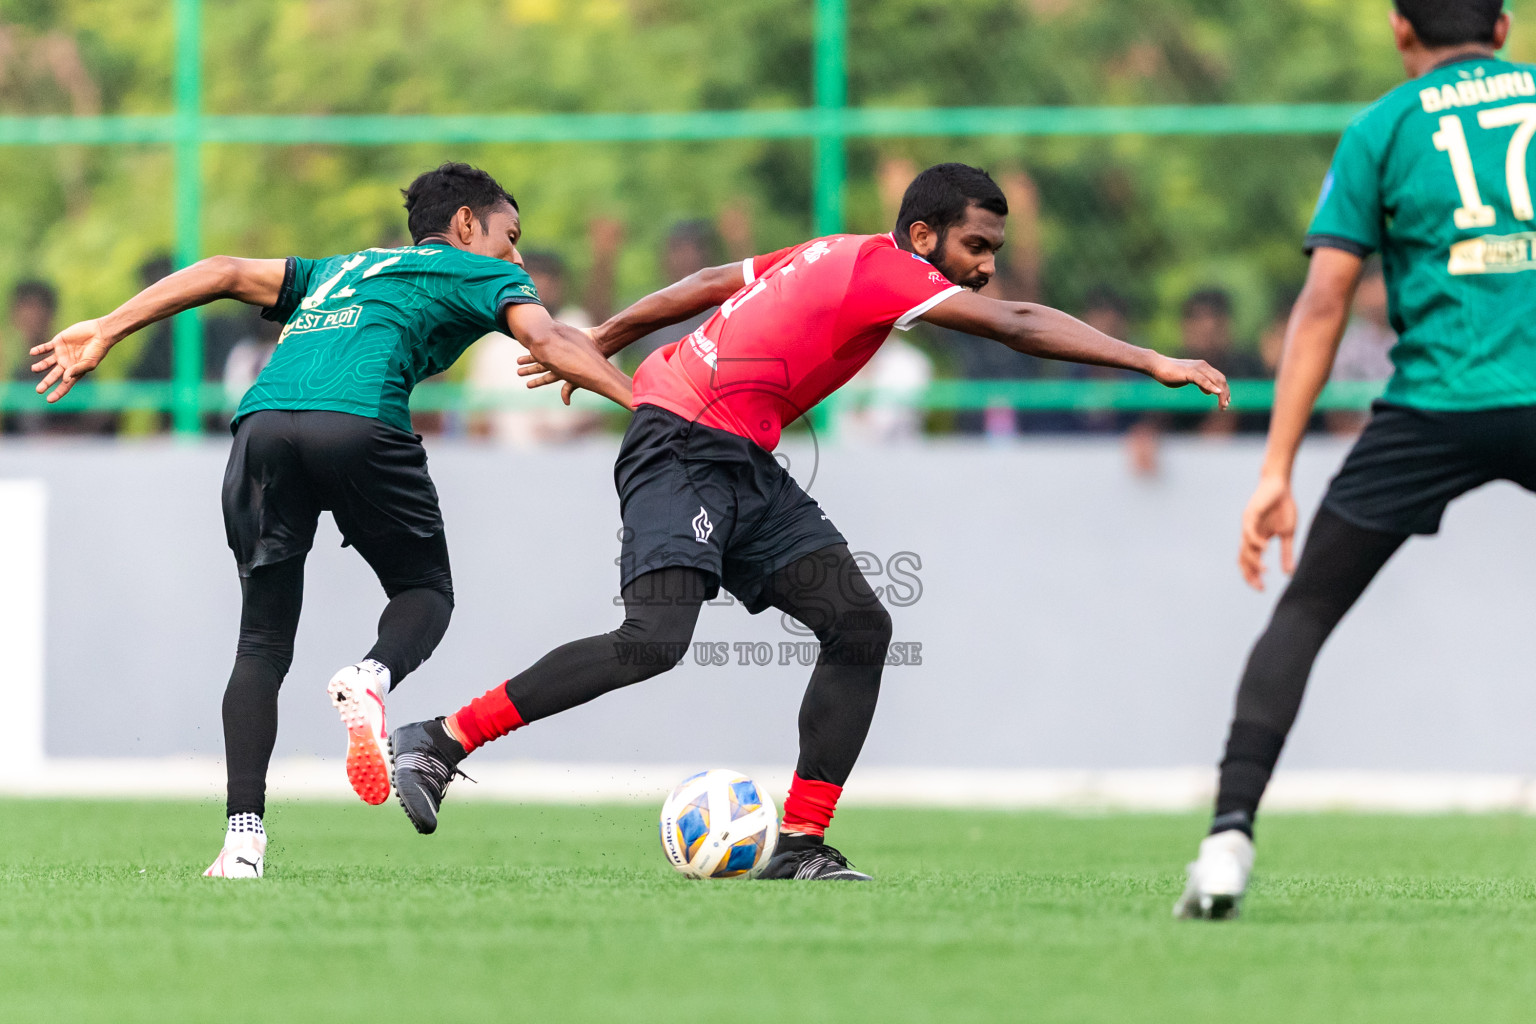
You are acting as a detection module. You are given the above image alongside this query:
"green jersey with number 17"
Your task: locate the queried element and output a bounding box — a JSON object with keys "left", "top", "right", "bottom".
{"left": 236, "top": 245, "right": 541, "bottom": 434}
{"left": 1308, "top": 54, "right": 1536, "bottom": 411}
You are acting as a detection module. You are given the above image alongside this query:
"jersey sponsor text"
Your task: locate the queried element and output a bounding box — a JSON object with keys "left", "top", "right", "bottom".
{"left": 282, "top": 305, "right": 362, "bottom": 336}
{"left": 1447, "top": 232, "right": 1536, "bottom": 275}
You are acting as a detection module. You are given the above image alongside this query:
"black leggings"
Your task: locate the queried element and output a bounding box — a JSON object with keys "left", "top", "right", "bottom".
{"left": 504, "top": 544, "right": 893, "bottom": 786}
{"left": 1213, "top": 508, "right": 1407, "bottom": 830}
{"left": 223, "top": 531, "right": 455, "bottom": 816}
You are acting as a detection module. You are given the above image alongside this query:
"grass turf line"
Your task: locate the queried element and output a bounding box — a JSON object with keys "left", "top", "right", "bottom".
{"left": 2, "top": 800, "right": 1536, "bottom": 1023}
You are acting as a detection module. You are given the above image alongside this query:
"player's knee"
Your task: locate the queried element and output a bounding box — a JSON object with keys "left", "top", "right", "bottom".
{"left": 234, "top": 629, "right": 296, "bottom": 674}
{"left": 1269, "top": 584, "right": 1349, "bottom": 643}
{"left": 426, "top": 580, "right": 455, "bottom": 614}
{"left": 820, "top": 600, "right": 892, "bottom": 665}
{"left": 382, "top": 573, "right": 455, "bottom": 607}
{"left": 611, "top": 604, "right": 697, "bottom": 682}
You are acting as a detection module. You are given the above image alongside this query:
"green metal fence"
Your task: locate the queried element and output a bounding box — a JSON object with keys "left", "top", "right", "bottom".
{"left": 0, "top": 0, "right": 1370, "bottom": 433}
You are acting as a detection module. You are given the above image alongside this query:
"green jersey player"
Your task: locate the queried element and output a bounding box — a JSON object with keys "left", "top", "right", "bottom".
{"left": 1176, "top": 0, "right": 1536, "bottom": 918}
{"left": 31, "top": 163, "right": 631, "bottom": 878}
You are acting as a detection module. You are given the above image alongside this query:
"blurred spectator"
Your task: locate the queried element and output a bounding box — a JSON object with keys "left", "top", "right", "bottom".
{"left": 1254, "top": 287, "right": 1331, "bottom": 441}
{"left": 832, "top": 334, "right": 934, "bottom": 443}
{"left": 622, "top": 218, "right": 730, "bottom": 369}
{"left": 1180, "top": 288, "right": 1269, "bottom": 382}
{"left": 1067, "top": 288, "right": 1144, "bottom": 435}
{"left": 3, "top": 280, "right": 111, "bottom": 437}
{"left": 6, "top": 280, "right": 54, "bottom": 381}
{"left": 877, "top": 156, "right": 921, "bottom": 225}
{"left": 222, "top": 311, "right": 283, "bottom": 400}
{"left": 1127, "top": 287, "right": 1270, "bottom": 476}
{"left": 988, "top": 169, "right": 1043, "bottom": 304}
{"left": 717, "top": 201, "right": 755, "bottom": 263}
{"left": 468, "top": 248, "right": 605, "bottom": 446}
{"left": 581, "top": 217, "right": 624, "bottom": 324}
{"left": 3, "top": 281, "right": 55, "bottom": 435}
{"left": 1178, "top": 288, "right": 1269, "bottom": 436}
{"left": 1326, "top": 261, "right": 1395, "bottom": 435}
{"left": 124, "top": 256, "right": 175, "bottom": 434}
{"left": 128, "top": 256, "right": 174, "bottom": 382}
{"left": 1257, "top": 290, "right": 1299, "bottom": 376}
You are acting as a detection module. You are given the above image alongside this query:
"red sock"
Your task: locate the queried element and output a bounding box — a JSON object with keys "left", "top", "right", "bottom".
{"left": 781, "top": 774, "right": 842, "bottom": 838}
{"left": 446, "top": 683, "right": 525, "bottom": 754}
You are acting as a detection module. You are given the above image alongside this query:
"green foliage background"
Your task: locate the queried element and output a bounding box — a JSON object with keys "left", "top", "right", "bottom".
{"left": 3, "top": 0, "right": 1536, "bottom": 370}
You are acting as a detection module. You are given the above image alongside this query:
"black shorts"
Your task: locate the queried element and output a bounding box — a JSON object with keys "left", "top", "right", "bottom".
{"left": 1321, "top": 401, "right": 1536, "bottom": 536}
{"left": 223, "top": 410, "right": 450, "bottom": 590}
{"left": 615, "top": 404, "right": 846, "bottom": 613}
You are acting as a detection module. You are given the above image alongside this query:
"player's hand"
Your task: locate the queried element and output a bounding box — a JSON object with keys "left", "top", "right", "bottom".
{"left": 1239, "top": 474, "right": 1298, "bottom": 591}
{"left": 518, "top": 328, "right": 601, "bottom": 400}
{"left": 31, "top": 319, "right": 111, "bottom": 402}
{"left": 515, "top": 356, "right": 581, "bottom": 403}
{"left": 516, "top": 353, "right": 560, "bottom": 389}
{"left": 1148, "top": 355, "right": 1230, "bottom": 410}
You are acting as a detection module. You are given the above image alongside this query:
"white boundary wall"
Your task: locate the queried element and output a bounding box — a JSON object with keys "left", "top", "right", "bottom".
{"left": 10, "top": 759, "right": 1536, "bottom": 814}
{"left": 0, "top": 480, "right": 45, "bottom": 780}
{"left": 4, "top": 435, "right": 1536, "bottom": 810}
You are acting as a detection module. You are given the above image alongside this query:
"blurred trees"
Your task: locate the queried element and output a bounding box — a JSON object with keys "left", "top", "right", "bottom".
{"left": 2, "top": 0, "right": 1535, "bottom": 370}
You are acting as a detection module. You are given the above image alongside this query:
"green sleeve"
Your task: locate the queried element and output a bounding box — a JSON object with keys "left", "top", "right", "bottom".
{"left": 260, "top": 257, "right": 320, "bottom": 323}
{"left": 1305, "top": 122, "right": 1382, "bottom": 256}
{"left": 448, "top": 263, "right": 542, "bottom": 333}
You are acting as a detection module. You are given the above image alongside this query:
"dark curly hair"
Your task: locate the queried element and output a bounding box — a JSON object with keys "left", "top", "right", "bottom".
{"left": 1393, "top": 0, "right": 1504, "bottom": 47}
{"left": 401, "top": 162, "right": 518, "bottom": 244}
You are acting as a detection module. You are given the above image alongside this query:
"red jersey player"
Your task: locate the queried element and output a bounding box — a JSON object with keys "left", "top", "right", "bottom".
{"left": 392, "top": 163, "right": 1229, "bottom": 879}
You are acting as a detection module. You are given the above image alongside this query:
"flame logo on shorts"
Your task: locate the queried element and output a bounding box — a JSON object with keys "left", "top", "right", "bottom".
{"left": 692, "top": 506, "right": 714, "bottom": 544}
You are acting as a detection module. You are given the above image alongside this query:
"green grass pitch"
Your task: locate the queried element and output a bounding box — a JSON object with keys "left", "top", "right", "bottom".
{"left": 4, "top": 800, "right": 1536, "bottom": 1022}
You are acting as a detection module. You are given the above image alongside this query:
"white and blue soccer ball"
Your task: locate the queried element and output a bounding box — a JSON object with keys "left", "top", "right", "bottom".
{"left": 659, "top": 769, "right": 779, "bottom": 879}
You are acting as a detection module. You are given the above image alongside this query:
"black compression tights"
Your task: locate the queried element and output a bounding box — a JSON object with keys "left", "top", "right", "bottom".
{"left": 504, "top": 545, "right": 893, "bottom": 787}
{"left": 1212, "top": 508, "right": 1407, "bottom": 833}
{"left": 223, "top": 548, "right": 455, "bottom": 817}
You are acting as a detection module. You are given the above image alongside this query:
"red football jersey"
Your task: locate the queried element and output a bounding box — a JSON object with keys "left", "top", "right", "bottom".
{"left": 631, "top": 233, "right": 962, "bottom": 450}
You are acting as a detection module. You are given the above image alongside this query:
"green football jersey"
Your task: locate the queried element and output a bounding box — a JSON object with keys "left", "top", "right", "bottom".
{"left": 236, "top": 245, "right": 541, "bottom": 433}
{"left": 1308, "top": 54, "right": 1536, "bottom": 411}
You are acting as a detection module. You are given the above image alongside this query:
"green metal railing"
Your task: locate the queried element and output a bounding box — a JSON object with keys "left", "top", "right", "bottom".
{"left": 0, "top": 0, "right": 1364, "bottom": 432}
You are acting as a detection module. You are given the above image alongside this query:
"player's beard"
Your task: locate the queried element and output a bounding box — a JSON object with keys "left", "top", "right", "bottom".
{"left": 927, "top": 241, "right": 990, "bottom": 292}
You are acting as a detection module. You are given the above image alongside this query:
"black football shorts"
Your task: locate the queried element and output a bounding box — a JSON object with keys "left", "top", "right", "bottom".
{"left": 222, "top": 409, "right": 449, "bottom": 586}
{"left": 614, "top": 404, "right": 846, "bottom": 613}
{"left": 1321, "top": 401, "right": 1536, "bottom": 536}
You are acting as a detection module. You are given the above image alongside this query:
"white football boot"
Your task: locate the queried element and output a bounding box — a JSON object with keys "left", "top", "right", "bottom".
{"left": 204, "top": 833, "right": 267, "bottom": 879}
{"left": 327, "top": 660, "right": 391, "bottom": 805}
{"left": 1173, "top": 829, "right": 1255, "bottom": 920}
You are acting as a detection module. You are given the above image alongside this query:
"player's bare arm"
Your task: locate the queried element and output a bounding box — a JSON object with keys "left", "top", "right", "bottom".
{"left": 919, "top": 289, "right": 1231, "bottom": 410}
{"left": 1238, "top": 246, "right": 1363, "bottom": 591}
{"left": 586, "top": 263, "right": 747, "bottom": 357}
{"left": 31, "top": 256, "right": 287, "bottom": 402}
{"left": 504, "top": 301, "right": 635, "bottom": 410}
{"left": 517, "top": 260, "right": 746, "bottom": 389}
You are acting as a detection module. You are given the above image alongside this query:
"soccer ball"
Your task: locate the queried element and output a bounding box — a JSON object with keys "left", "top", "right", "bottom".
{"left": 659, "top": 769, "right": 779, "bottom": 879}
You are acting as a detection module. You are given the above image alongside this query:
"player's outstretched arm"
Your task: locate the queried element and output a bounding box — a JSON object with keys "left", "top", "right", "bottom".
{"left": 30, "top": 256, "right": 288, "bottom": 402}
{"left": 586, "top": 263, "right": 748, "bottom": 357}
{"left": 1239, "top": 246, "right": 1363, "bottom": 591}
{"left": 919, "top": 290, "right": 1231, "bottom": 409}
{"left": 504, "top": 302, "right": 634, "bottom": 411}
